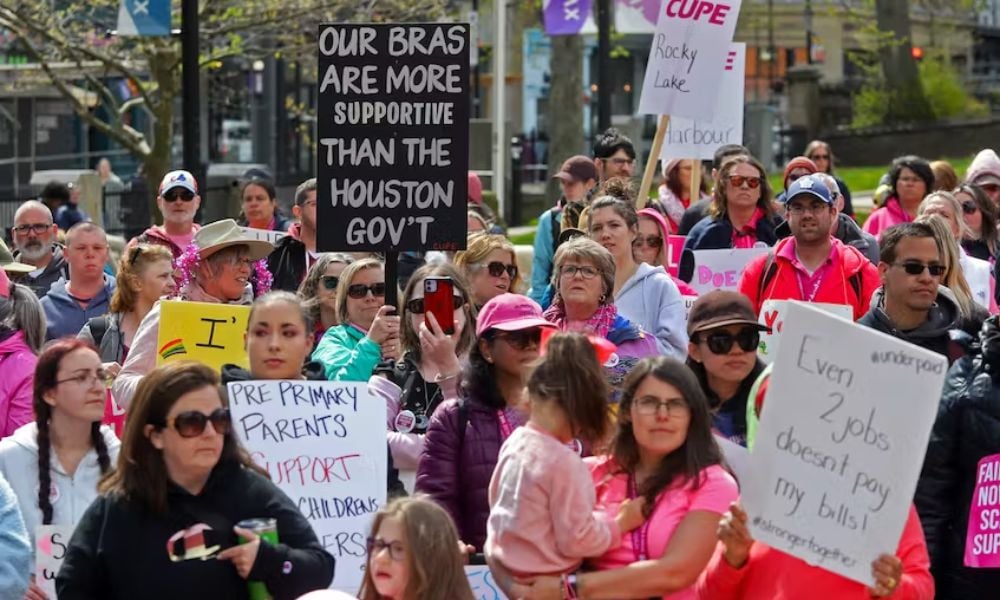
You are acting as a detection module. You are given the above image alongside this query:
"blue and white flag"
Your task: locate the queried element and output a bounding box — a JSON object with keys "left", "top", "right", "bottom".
{"left": 117, "top": 0, "right": 171, "bottom": 37}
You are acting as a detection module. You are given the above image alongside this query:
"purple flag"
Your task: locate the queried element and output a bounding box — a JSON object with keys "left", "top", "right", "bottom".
{"left": 543, "top": 0, "right": 592, "bottom": 35}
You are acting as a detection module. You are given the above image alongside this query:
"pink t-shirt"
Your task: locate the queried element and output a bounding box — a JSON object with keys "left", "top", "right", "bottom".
{"left": 165, "top": 230, "right": 195, "bottom": 251}
{"left": 587, "top": 457, "right": 738, "bottom": 600}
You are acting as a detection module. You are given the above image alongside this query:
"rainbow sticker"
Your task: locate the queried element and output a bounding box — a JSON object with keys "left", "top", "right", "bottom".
{"left": 159, "top": 338, "right": 188, "bottom": 360}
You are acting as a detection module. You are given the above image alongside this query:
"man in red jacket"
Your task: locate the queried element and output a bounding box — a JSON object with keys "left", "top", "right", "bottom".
{"left": 738, "top": 175, "right": 880, "bottom": 320}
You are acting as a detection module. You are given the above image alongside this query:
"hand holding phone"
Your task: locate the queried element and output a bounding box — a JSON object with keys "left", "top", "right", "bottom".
{"left": 423, "top": 277, "right": 456, "bottom": 335}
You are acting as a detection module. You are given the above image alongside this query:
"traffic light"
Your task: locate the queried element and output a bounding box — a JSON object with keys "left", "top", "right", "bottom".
{"left": 912, "top": 46, "right": 924, "bottom": 61}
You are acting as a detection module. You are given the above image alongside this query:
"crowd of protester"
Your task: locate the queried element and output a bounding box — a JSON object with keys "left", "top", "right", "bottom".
{"left": 0, "top": 133, "right": 995, "bottom": 599}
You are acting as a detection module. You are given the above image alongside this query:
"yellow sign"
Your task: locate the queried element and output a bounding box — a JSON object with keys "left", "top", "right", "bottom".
{"left": 156, "top": 300, "right": 251, "bottom": 370}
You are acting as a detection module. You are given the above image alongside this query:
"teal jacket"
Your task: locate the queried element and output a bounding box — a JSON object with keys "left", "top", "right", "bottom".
{"left": 312, "top": 324, "right": 383, "bottom": 382}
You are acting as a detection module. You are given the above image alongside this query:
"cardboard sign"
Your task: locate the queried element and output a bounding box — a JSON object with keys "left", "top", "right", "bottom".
{"left": 228, "top": 380, "right": 387, "bottom": 593}
{"left": 661, "top": 43, "right": 745, "bottom": 160}
{"left": 103, "top": 389, "right": 125, "bottom": 437}
{"left": 682, "top": 295, "right": 698, "bottom": 321}
{"left": 317, "top": 23, "right": 471, "bottom": 252}
{"left": 36, "top": 525, "right": 73, "bottom": 598}
{"left": 686, "top": 247, "right": 768, "bottom": 295}
{"left": 757, "top": 300, "right": 854, "bottom": 364}
{"left": 156, "top": 301, "right": 251, "bottom": 370}
{"left": 637, "top": 0, "right": 744, "bottom": 120}
{"left": 742, "top": 303, "right": 946, "bottom": 585}
{"left": 240, "top": 227, "right": 287, "bottom": 246}
{"left": 465, "top": 565, "right": 509, "bottom": 600}
{"left": 965, "top": 453, "right": 1000, "bottom": 567}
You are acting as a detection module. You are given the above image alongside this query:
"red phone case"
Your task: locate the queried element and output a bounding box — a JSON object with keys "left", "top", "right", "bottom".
{"left": 424, "top": 277, "right": 455, "bottom": 335}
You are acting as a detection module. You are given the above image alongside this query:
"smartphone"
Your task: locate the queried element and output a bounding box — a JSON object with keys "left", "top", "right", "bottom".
{"left": 424, "top": 277, "right": 456, "bottom": 335}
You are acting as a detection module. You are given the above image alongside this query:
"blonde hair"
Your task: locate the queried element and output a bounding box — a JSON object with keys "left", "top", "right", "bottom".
{"left": 110, "top": 244, "right": 174, "bottom": 313}
{"left": 334, "top": 257, "right": 386, "bottom": 325}
{"left": 914, "top": 214, "right": 976, "bottom": 319}
{"left": 551, "top": 236, "right": 616, "bottom": 305}
{"left": 919, "top": 192, "right": 971, "bottom": 240}
{"left": 453, "top": 233, "right": 521, "bottom": 293}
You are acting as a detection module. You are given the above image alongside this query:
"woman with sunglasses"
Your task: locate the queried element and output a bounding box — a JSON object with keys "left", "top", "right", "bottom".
{"left": 954, "top": 184, "right": 999, "bottom": 262}
{"left": 543, "top": 237, "right": 658, "bottom": 398}
{"left": 685, "top": 291, "right": 769, "bottom": 447}
{"left": 313, "top": 257, "right": 401, "bottom": 381}
{"left": 238, "top": 179, "right": 291, "bottom": 232}
{"left": 370, "top": 265, "right": 475, "bottom": 482}
{"left": 635, "top": 209, "right": 699, "bottom": 296}
{"left": 58, "top": 361, "right": 334, "bottom": 598}
{"left": 805, "top": 140, "right": 853, "bottom": 217}
{"left": 0, "top": 338, "right": 118, "bottom": 600}
{"left": 298, "top": 253, "right": 354, "bottom": 344}
{"left": 453, "top": 234, "right": 521, "bottom": 308}
{"left": 681, "top": 156, "right": 778, "bottom": 280}
{"left": 504, "top": 357, "right": 738, "bottom": 600}
{"left": 416, "top": 293, "right": 555, "bottom": 555}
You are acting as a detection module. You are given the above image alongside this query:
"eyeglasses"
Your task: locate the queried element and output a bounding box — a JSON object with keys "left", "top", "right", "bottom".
{"left": 347, "top": 282, "right": 387, "bottom": 299}
{"left": 633, "top": 235, "right": 663, "bottom": 249}
{"left": 56, "top": 369, "right": 110, "bottom": 387}
{"left": 559, "top": 265, "right": 600, "bottom": 279}
{"left": 608, "top": 157, "right": 635, "bottom": 167}
{"left": 221, "top": 256, "right": 255, "bottom": 269}
{"left": 634, "top": 396, "right": 689, "bottom": 418}
{"left": 728, "top": 175, "right": 762, "bottom": 189}
{"left": 163, "top": 191, "right": 195, "bottom": 202}
{"left": 156, "top": 408, "right": 232, "bottom": 438}
{"left": 697, "top": 327, "right": 760, "bottom": 355}
{"left": 897, "top": 176, "right": 924, "bottom": 185}
{"left": 12, "top": 223, "right": 52, "bottom": 235}
{"left": 406, "top": 295, "right": 466, "bottom": 314}
{"left": 962, "top": 201, "right": 979, "bottom": 215}
{"left": 786, "top": 202, "right": 829, "bottom": 215}
{"left": 892, "top": 262, "right": 947, "bottom": 277}
{"left": 477, "top": 262, "right": 518, "bottom": 279}
{"left": 492, "top": 328, "right": 543, "bottom": 351}
{"left": 321, "top": 276, "right": 339, "bottom": 290}
{"left": 367, "top": 537, "right": 406, "bottom": 562}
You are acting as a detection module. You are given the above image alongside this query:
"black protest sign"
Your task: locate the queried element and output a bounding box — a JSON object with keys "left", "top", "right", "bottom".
{"left": 317, "top": 23, "right": 470, "bottom": 252}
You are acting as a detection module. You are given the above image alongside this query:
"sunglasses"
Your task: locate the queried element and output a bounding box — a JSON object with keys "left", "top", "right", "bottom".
{"left": 158, "top": 408, "right": 232, "bottom": 438}
{"left": 698, "top": 327, "right": 760, "bottom": 355}
{"left": 406, "top": 295, "right": 465, "bottom": 314}
{"left": 633, "top": 235, "right": 663, "bottom": 249}
{"left": 728, "top": 175, "right": 762, "bottom": 189}
{"left": 962, "top": 201, "right": 979, "bottom": 215}
{"left": 893, "top": 262, "right": 947, "bottom": 277}
{"left": 321, "top": 276, "right": 339, "bottom": 290}
{"left": 492, "top": 328, "right": 543, "bottom": 351}
{"left": 347, "top": 282, "right": 387, "bottom": 299}
{"left": 479, "top": 261, "right": 518, "bottom": 279}
{"left": 162, "top": 190, "right": 195, "bottom": 202}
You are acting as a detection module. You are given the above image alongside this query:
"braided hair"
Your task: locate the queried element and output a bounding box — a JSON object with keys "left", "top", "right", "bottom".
{"left": 33, "top": 338, "right": 111, "bottom": 525}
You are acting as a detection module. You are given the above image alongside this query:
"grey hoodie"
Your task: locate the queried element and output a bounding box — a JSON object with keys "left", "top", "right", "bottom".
{"left": 614, "top": 262, "right": 688, "bottom": 359}
{"left": 0, "top": 422, "right": 120, "bottom": 551}
{"left": 857, "top": 286, "right": 962, "bottom": 359}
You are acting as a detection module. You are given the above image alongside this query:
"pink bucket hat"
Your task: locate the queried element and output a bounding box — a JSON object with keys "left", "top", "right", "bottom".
{"left": 476, "top": 293, "right": 556, "bottom": 338}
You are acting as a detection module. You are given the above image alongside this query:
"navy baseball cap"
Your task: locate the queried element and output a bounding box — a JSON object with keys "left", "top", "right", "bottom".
{"left": 785, "top": 175, "right": 832, "bottom": 205}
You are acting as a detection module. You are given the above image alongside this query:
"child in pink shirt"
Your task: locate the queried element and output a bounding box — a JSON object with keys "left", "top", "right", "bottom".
{"left": 486, "top": 333, "right": 645, "bottom": 578}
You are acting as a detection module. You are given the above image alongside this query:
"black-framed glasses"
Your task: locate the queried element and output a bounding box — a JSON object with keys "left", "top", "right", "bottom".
{"left": 892, "top": 262, "right": 947, "bottom": 277}
{"left": 786, "top": 201, "right": 829, "bottom": 215}
{"left": 406, "top": 295, "right": 465, "bottom": 314}
{"left": 321, "top": 276, "right": 339, "bottom": 291}
{"left": 962, "top": 201, "right": 979, "bottom": 215}
{"left": 728, "top": 175, "right": 762, "bottom": 189}
{"left": 633, "top": 235, "right": 663, "bottom": 249}
{"left": 559, "top": 265, "right": 600, "bottom": 279}
{"left": 347, "top": 282, "right": 386, "bottom": 299}
{"left": 56, "top": 369, "right": 110, "bottom": 387}
{"left": 478, "top": 261, "right": 517, "bottom": 279}
{"left": 12, "top": 223, "right": 52, "bottom": 235}
{"left": 163, "top": 190, "right": 195, "bottom": 202}
{"left": 697, "top": 327, "right": 760, "bottom": 355}
{"left": 634, "top": 396, "right": 689, "bottom": 418}
{"left": 155, "top": 408, "right": 231, "bottom": 438}
{"left": 366, "top": 537, "right": 406, "bottom": 561}
{"left": 492, "top": 328, "right": 543, "bottom": 351}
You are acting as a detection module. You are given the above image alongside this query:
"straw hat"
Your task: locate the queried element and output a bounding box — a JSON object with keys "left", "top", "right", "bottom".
{"left": 0, "top": 239, "right": 35, "bottom": 274}
{"left": 194, "top": 219, "right": 274, "bottom": 261}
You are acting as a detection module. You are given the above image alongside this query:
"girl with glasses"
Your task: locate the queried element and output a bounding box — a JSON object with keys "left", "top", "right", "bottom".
{"left": 685, "top": 291, "right": 770, "bottom": 447}
{"left": 370, "top": 264, "right": 475, "bottom": 490}
{"left": 417, "top": 293, "right": 555, "bottom": 557}
{"left": 506, "top": 357, "right": 737, "bottom": 600}
{"left": 58, "top": 361, "right": 334, "bottom": 598}
{"left": 313, "top": 258, "right": 401, "bottom": 381}
{"left": 358, "top": 496, "right": 475, "bottom": 600}
{"left": 298, "top": 253, "right": 354, "bottom": 344}
{"left": 0, "top": 338, "right": 119, "bottom": 600}
{"left": 453, "top": 234, "right": 521, "bottom": 308}
{"left": 804, "top": 140, "right": 853, "bottom": 218}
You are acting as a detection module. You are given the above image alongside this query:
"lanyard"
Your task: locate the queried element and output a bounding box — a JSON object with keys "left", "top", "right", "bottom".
{"left": 795, "top": 261, "right": 830, "bottom": 303}
{"left": 627, "top": 475, "right": 651, "bottom": 561}
{"left": 497, "top": 408, "right": 520, "bottom": 440}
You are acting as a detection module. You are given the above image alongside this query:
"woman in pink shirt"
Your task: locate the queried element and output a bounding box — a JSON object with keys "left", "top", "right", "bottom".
{"left": 863, "top": 156, "right": 934, "bottom": 240}
{"left": 506, "top": 357, "right": 737, "bottom": 599}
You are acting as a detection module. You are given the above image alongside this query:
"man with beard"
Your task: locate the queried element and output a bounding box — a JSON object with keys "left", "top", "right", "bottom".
{"left": 267, "top": 178, "right": 320, "bottom": 291}
{"left": 39, "top": 222, "right": 115, "bottom": 340}
{"left": 738, "top": 175, "right": 880, "bottom": 320}
{"left": 10, "top": 200, "right": 69, "bottom": 298}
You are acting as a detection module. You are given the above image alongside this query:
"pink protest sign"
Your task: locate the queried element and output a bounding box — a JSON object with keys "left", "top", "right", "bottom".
{"left": 666, "top": 235, "right": 685, "bottom": 277}
{"left": 103, "top": 390, "right": 125, "bottom": 437}
{"left": 965, "top": 453, "right": 1000, "bottom": 567}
